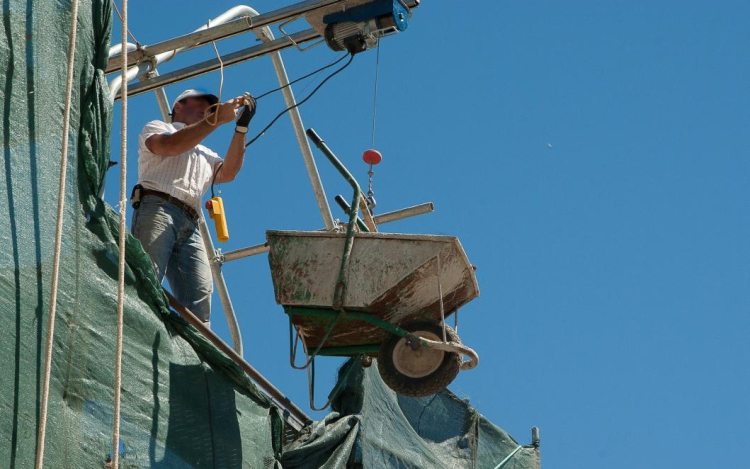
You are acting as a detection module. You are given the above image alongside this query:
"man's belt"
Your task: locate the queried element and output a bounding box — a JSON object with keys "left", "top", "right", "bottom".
{"left": 140, "top": 189, "right": 199, "bottom": 220}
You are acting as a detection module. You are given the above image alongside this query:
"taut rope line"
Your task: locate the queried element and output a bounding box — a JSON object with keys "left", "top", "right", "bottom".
{"left": 35, "top": 0, "right": 80, "bottom": 466}
{"left": 112, "top": 0, "right": 129, "bottom": 466}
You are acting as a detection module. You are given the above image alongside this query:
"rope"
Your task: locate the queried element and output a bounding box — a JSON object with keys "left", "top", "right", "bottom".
{"left": 112, "top": 0, "right": 139, "bottom": 46}
{"left": 205, "top": 22, "right": 224, "bottom": 128}
{"left": 111, "top": 0, "right": 128, "bottom": 465}
{"left": 244, "top": 53, "right": 355, "bottom": 148}
{"left": 437, "top": 254, "right": 447, "bottom": 342}
{"left": 35, "top": 0, "right": 80, "bottom": 467}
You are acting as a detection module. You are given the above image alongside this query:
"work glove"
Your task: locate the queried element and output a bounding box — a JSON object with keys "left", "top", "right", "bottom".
{"left": 235, "top": 95, "right": 257, "bottom": 134}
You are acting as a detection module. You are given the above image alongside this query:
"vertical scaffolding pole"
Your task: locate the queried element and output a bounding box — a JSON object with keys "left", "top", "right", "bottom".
{"left": 132, "top": 4, "right": 342, "bottom": 357}
{"left": 269, "top": 50, "right": 336, "bottom": 230}
{"left": 199, "top": 218, "right": 244, "bottom": 356}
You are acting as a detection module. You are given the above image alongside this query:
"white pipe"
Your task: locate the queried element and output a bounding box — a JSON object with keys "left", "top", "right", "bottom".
{"left": 199, "top": 218, "right": 244, "bottom": 357}
{"left": 105, "top": 0, "right": 352, "bottom": 72}
{"left": 222, "top": 243, "right": 270, "bottom": 262}
{"left": 108, "top": 42, "right": 137, "bottom": 58}
{"left": 268, "top": 49, "right": 336, "bottom": 230}
{"left": 374, "top": 202, "right": 434, "bottom": 225}
{"left": 107, "top": 6, "right": 274, "bottom": 98}
{"left": 144, "top": 69, "right": 172, "bottom": 121}
{"left": 109, "top": 61, "right": 151, "bottom": 101}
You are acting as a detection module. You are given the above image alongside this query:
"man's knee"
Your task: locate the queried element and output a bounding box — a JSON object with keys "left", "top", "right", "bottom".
{"left": 190, "top": 284, "right": 212, "bottom": 322}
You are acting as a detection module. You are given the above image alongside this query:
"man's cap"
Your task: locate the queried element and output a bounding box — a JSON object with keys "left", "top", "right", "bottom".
{"left": 171, "top": 89, "right": 219, "bottom": 109}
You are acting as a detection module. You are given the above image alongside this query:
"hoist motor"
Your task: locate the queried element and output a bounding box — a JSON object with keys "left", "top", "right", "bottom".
{"left": 323, "top": 0, "right": 412, "bottom": 54}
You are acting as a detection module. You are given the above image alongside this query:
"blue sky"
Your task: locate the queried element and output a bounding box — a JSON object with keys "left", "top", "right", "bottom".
{"left": 106, "top": 1, "right": 750, "bottom": 467}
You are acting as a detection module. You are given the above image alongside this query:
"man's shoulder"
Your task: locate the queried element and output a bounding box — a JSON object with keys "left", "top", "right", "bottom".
{"left": 138, "top": 120, "right": 175, "bottom": 153}
{"left": 141, "top": 119, "right": 173, "bottom": 134}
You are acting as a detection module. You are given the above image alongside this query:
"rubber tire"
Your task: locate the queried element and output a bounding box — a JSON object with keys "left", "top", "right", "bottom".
{"left": 378, "top": 321, "right": 461, "bottom": 397}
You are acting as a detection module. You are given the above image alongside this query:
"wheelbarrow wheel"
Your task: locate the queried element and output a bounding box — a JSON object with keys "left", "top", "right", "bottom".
{"left": 378, "top": 321, "right": 461, "bottom": 397}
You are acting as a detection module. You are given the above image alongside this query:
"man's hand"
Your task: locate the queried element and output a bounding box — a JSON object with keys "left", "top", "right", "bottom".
{"left": 211, "top": 97, "right": 243, "bottom": 125}
{"left": 235, "top": 95, "right": 257, "bottom": 134}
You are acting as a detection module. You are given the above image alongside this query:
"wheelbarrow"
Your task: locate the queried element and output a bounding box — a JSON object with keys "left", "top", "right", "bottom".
{"left": 267, "top": 129, "right": 480, "bottom": 402}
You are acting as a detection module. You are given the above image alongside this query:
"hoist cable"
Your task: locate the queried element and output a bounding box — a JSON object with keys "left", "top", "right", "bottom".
{"left": 244, "top": 52, "right": 355, "bottom": 148}
{"left": 211, "top": 53, "right": 354, "bottom": 198}
{"left": 371, "top": 40, "right": 381, "bottom": 149}
{"left": 255, "top": 53, "right": 349, "bottom": 101}
{"left": 367, "top": 42, "right": 382, "bottom": 203}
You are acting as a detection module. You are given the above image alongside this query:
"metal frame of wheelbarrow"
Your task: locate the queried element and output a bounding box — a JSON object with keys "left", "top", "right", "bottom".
{"left": 291, "top": 129, "right": 479, "bottom": 409}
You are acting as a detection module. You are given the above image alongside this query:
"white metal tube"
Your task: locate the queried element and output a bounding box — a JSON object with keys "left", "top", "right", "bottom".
{"left": 109, "top": 61, "right": 152, "bottom": 101}
{"left": 108, "top": 6, "right": 267, "bottom": 98}
{"left": 222, "top": 243, "right": 270, "bottom": 262}
{"left": 373, "top": 202, "right": 434, "bottom": 225}
{"left": 144, "top": 69, "right": 172, "bottom": 121}
{"left": 105, "top": 0, "right": 349, "bottom": 72}
{"left": 269, "top": 49, "right": 336, "bottom": 230}
{"left": 199, "top": 218, "right": 244, "bottom": 357}
{"left": 108, "top": 42, "right": 137, "bottom": 58}
{"left": 118, "top": 29, "right": 319, "bottom": 98}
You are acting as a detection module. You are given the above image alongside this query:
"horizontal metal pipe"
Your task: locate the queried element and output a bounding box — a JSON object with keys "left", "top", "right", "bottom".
{"left": 222, "top": 243, "right": 270, "bottom": 263}
{"left": 106, "top": 0, "right": 346, "bottom": 73}
{"left": 108, "top": 42, "right": 137, "bottom": 59}
{"left": 165, "top": 290, "right": 312, "bottom": 429}
{"left": 115, "top": 29, "right": 319, "bottom": 100}
{"left": 109, "top": 6, "right": 276, "bottom": 96}
{"left": 109, "top": 61, "right": 153, "bottom": 101}
{"left": 373, "top": 202, "right": 434, "bottom": 225}
{"left": 106, "top": 0, "right": 421, "bottom": 74}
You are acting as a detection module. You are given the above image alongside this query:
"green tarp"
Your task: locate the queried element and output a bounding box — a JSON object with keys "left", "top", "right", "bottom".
{"left": 0, "top": 1, "right": 540, "bottom": 468}
{"left": 282, "top": 360, "right": 540, "bottom": 469}
{"left": 0, "top": 1, "right": 283, "bottom": 467}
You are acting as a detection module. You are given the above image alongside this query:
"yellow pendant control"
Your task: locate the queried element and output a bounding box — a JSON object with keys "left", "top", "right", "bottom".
{"left": 206, "top": 197, "right": 229, "bottom": 242}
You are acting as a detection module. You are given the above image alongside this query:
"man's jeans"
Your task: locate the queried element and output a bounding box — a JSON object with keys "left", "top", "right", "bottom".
{"left": 132, "top": 195, "right": 212, "bottom": 322}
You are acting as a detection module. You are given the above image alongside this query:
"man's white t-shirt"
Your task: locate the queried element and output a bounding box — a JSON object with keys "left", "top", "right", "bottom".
{"left": 137, "top": 120, "right": 223, "bottom": 211}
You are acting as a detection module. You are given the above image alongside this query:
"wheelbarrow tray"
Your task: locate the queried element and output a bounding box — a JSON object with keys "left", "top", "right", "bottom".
{"left": 267, "top": 230, "right": 480, "bottom": 351}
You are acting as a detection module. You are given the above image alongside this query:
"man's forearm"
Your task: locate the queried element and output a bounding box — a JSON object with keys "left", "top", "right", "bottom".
{"left": 216, "top": 131, "right": 246, "bottom": 183}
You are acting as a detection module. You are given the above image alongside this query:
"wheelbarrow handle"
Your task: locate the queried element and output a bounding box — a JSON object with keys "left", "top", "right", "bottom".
{"left": 417, "top": 337, "right": 480, "bottom": 371}
{"left": 306, "top": 128, "right": 369, "bottom": 310}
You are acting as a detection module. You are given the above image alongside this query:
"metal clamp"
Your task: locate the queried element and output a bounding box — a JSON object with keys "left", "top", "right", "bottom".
{"left": 213, "top": 248, "right": 226, "bottom": 266}
{"left": 278, "top": 18, "right": 325, "bottom": 52}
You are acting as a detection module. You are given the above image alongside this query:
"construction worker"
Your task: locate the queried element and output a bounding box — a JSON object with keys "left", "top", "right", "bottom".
{"left": 130, "top": 89, "right": 256, "bottom": 324}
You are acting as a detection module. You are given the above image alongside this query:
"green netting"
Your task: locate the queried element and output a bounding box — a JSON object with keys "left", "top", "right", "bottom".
{"left": 281, "top": 360, "right": 540, "bottom": 469}
{"left": 0, "top": 1, "right": 283, "bottom": 467}
{"left": 0, "top": 2, "right": 540, "bottom": 468}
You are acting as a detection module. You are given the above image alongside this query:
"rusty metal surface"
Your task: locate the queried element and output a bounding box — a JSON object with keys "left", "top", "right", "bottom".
{"left": 267, "top": 230, "right": 479, "bottom": 348}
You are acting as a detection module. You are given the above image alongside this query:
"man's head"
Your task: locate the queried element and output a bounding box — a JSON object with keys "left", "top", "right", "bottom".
{"left": 170, "top": 89, "right": 219, "bottom": 125}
